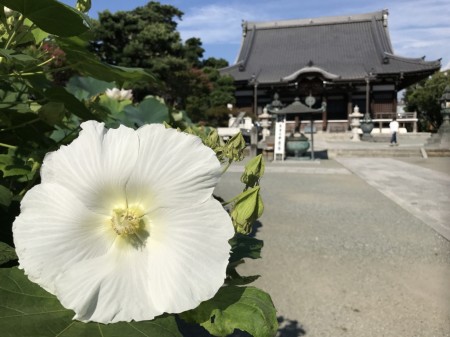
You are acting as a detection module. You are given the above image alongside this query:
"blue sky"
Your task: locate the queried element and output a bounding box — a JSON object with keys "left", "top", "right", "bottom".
{"left": 62, "top": 0, "right": 450, "bottom": 70}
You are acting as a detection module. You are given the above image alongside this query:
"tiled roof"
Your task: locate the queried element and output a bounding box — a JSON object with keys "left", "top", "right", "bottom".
{"left": 221, "top": 10, "right": 440, "bottom": 84}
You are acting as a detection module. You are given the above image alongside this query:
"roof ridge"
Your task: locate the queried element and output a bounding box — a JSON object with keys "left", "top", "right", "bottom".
{"left": 245, "top": 10, "right": 385, "bottom": 30}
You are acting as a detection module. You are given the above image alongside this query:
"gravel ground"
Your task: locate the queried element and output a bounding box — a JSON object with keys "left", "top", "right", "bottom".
{"left": 215, "top": 158, "right": 450, "bottom": 337}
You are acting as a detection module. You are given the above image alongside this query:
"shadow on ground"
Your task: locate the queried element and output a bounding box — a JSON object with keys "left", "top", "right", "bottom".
{"left": 249, "top": 220, "right": 262, "bottom": 238}
{"left": 277, "top": 316, "right": 307, "bottom": 337}
{"left": 177, "top": 315, "right": 306, "bottom": 337}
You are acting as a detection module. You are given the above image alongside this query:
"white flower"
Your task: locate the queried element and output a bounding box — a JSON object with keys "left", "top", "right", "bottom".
{"left": 119, "top": 88, "right": 133, "bottom": 101}
{"left": 105, "top": 87, "right": 133, "bottom": 101}
{"left": 13, "top": 121, "right": 234, "bottom": 323}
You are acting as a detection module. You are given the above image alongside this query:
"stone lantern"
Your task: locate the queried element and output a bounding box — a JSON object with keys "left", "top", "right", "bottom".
{"left": 259, "top": 106, "right": 272, "bottom": 141}
{"left": 427, "top": 85, "right": 450, "bottom": 148}
{"left": 435, "top": 85, "right": 450, "bottom": 147}
{"left": 349, "top": 105, "right": 363, "bottom": 141}
{"left": 440, "top": 85, "right": 450, "bottom": 129}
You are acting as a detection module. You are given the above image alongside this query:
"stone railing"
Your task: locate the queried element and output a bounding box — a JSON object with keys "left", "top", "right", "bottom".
{"left": 373, "top": 111, "right": 418, "bottom": 133}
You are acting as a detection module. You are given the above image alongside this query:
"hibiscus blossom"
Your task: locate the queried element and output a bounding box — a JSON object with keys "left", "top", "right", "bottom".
{"left": 13, "top": 121, "right": 234, "bottom": 323}
{"left": 105, "top": 88, "right": 133, "bottom": 101}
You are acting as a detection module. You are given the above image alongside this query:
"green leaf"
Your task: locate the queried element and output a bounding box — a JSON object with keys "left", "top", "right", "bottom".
{"left": 122, "top": 96, "right": 169, "bottom": 126}
{"left": 99, "top": 95, "right": 131, "bottom": 116}
{"left": 229, "top": 234, "right": 263, "bottom": 263}
{"left": 241, "top": 154, "right": 265, "bottom": 188}
{"left": 0, "top": 0, "right": 89, "bottom": 37}
{"left": 0, "top": 267, "right": 183, "bottom": 337}
{"left": 224, "top": 132, "right": 246, "bottom": 162}
{"left": 180, "top": 286, "right": 278, "bottom": 337}
{"left": 57, "top": 37, "right": 156, "bottom": 86}
{"left": 0, "top": 154, "right": 33, "bottom": 179}
{"left": 65, "top": 76, "right": 114, "bottom": 101}
{"left": 225, "top": 267, "right": 260, "bottom": 286}
{"left": 0, "top": 185, "right": 13, "bottom": 207}
{"left": 0, "top": 165, "right": 32, "bottom": 178}
{"left": 25, "top": 19, "right": 49, "bottom": 44}
{"left": 44, "top": 87, "right": 97, "bottom": 121}
{"left": 38, "top": 101, "right": 65, "bottom": 126}
{"left": 0, "top": 242, "right": 17, "bottom": 265}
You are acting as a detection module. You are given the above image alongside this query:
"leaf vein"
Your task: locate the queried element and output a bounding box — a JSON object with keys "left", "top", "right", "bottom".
{"left": 0, "top": 304, "right": 26, "bottom": 314}
{"left": 0, "top": 309, "right": 68, "bottom": 319}
{"left": 97, "top": 323, "right": 105, "bottom": 337}
{"left": 55, "top": 321, "right": 75, "bottom": 337}
{"left": 126, "top": 322, "right": 151, "bottom": 337}
{"left": 7, "top": 275, "right": 24, "bottom": 293}
{"left": 0, "top": 286, "right": 55, "bottom": 299}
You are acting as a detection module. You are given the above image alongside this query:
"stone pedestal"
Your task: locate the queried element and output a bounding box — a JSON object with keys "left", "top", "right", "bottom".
{"left": 426, "top": 109, "right": 450, "bottom": 149}
{"left": 360, "top": 112, "right": 374, "bottom": 141}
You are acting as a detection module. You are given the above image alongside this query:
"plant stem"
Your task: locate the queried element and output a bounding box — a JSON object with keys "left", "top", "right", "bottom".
{"left": 0, "top": 142, "right": 17, "bottom": 149}
{"left": 222, "top": 194, "right": 241, "bottom": 206}
{"left": 5, "top": 14, "right": 25, "bottom": 49}
{"left": 221, "top": 159, "right": 233, "bottom": 174}
{"left": 0, "top": 118, "right": 40, "bottom": 133}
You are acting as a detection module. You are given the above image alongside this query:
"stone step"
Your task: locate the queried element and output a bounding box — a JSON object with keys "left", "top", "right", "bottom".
{"left": 328, "top": 148, "right": 423, "bottom": 158}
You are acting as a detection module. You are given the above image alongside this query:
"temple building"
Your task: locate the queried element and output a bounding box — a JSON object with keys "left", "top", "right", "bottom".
{"left": 220, "top": 9, "right": 441, "bottom": 132}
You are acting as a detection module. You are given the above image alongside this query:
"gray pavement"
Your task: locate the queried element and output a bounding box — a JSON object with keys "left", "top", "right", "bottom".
{"left": 215, "top": 157, "right": 450, "bottom": 337}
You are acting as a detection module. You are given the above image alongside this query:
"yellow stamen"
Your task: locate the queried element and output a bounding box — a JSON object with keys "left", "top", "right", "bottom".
{"left": 111, "top": 206, "right": 144, "bottom": 236}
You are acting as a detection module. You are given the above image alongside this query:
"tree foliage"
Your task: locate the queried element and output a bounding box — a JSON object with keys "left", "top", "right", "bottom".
{"left": 404, "top": 71, "right": 450, "bottom": 131}
{"left": 90, "top": 1, "right": 235, "bottom": 124}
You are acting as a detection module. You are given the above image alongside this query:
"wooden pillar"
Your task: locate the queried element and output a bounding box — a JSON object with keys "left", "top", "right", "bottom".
{"left": 322, "top": 98, "right": 327, "bottom": 131}
{"left": 347, "top": 93, "right": 353, "bottom": 117}
{"left": 253, "top": 82, "right": 258, "bottom": 116}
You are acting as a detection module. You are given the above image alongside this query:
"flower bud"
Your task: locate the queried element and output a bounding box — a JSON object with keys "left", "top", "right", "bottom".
{"left": 231, "top": 186, "right": 264, "bottom": 235}
{"left": 224, "top": 132, "right": 246, "bottom": 162}
{"left": 241, "top": 154, "right": 265, "bottom": 188}
{"left": 76, "top": 0, "right": 91, "bottom": 13}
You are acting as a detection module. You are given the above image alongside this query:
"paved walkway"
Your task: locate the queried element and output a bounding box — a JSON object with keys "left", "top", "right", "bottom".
{"left": 336, "top": 158, "right": 450, "bottom": 241}
{"left": 215, "top": 157, "right": 450, "bottom": 337}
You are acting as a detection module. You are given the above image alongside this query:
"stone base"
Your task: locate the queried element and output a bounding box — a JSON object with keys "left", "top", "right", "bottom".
{"left": 361, "top": 133, "right": 375, "bottom": 142}
{"left": 426, "top": 123, "right": 450, "bottom": 149}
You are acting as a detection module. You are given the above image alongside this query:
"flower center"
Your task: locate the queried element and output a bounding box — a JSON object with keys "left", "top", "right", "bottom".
{"left": 111, "top": 206, "right": 144, "bottom": 236}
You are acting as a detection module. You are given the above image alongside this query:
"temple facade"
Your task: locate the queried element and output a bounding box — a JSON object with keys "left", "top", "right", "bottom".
{"left": 220, "top": 10, "right": 440, "bottom": 132}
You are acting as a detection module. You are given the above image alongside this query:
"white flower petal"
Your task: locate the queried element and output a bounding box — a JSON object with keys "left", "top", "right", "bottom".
{"left": 56, "top": 249, "right": 155, "bottom": 323}
{"left": 41, "top": 121, "right": 139, "bottom": 214}
{"left": 147, "top": 198, "right": 234, "bottom": 313}
{"left": 13, "top": 183, "right": 115, "bottom": 294}
{"left": 41, "top": 121, "right": 104, "bottom": 201}
{"left": 126, "top": 124, "right": 221, "bottom": 210}
{"left": 48, "top": 198, "right": 232, "bottom": 323}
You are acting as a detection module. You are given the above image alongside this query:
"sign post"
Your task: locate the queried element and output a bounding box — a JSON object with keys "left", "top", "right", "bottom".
{"left": 274, "top": 115, "right": 286, "bottom": 161}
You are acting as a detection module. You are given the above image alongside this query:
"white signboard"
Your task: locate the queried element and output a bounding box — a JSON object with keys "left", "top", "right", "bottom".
{"left": 274, "top": 119, "right": 286, "bottom": 161}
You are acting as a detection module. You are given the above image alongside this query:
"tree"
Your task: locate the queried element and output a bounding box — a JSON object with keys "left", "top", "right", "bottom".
{"left": 90, "top": 1, "right": 236, "bottom": 125}
{"left": 90, "top": 2, "right": 187, "bottom": 101}
{"left": 184, "top": 37, "right": 204, "bottom": 67}
{"left": 203, "top": 57, "right": 229, "bottom": 69}
{"left": 404, "top": 71, "right": 450, "bottom": 131}
{"left": 184, "top": 67, "right": 236, "bottom": 125}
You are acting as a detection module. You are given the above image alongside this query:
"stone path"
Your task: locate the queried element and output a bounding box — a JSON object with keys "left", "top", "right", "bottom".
{"left": 215, "top": 158, "right": 450, "bottom": 337}
{"left": 336, "top": 158, "right": 450, "bottom": 241}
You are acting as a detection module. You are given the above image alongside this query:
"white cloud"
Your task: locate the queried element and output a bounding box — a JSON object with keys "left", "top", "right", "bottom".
{"left": 386, "top": 0, "right": 450, "bottom": 67}
{"left": 443, "top": 61, "right": 450, "bottom": 71}
{"left": 178, "top": 5, "right": 253, "bottom": 44}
